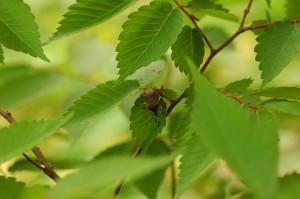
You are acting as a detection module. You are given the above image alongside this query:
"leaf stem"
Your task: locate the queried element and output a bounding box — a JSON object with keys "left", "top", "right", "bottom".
{"left": 173, "top": 0, "right": 214, "bottom": 50}
{"left": 0, "top": 107, "right": 60, "bottom": 182}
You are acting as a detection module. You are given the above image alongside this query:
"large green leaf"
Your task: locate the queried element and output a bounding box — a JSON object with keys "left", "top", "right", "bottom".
{"left": 66, "top": 80, "right": 139, "bottom": 124}
{"left": 224, "top": 78, "right": 253, "bottom": 96}
{"left": 192, "top": 74, "right": 278, "bottom": 199}
{"left": 262, "top": 100, "right": 300, "bottom": 116}
{"left": 176, "top": 134, "right": 214, "bottom": 198}
{"left": 0, "top": 71, "right": 63, "bottom": 109}
{"left": 48, "top": 155, "right": 173, "bottom": 199}
{"left": 116, "top": 1, "right": 183, "bottom": 83}
{"left": 246, "top": 87, "right": 300, "bottom": 101}
{"left": 0, "top": 117, "right": 69, "bottom": 163}
{"left": 48, "top": 0, "right": 137, "bottom": 42}
{"left": 130, "top": 93, "right": 167, "bottom": 150}
{"left": 171, "top": 26, "right": 204, "bottom": 77}
{"left": 255, "top": 22, "right": 300, "bottom": 86}
{"left": 0, "top": 44, "right": 3, "bottom": 64}
{"left": 0, "top": 0, "right": 48, "bottom": 61}
{"left": 285, "top": 0, "right": 300, "bottom": 19}
{"left": 278, "top": 173, "right": 300, "bottom": 199}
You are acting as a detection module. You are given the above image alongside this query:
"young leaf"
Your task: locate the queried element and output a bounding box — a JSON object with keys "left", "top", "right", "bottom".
{"left": 246, "top": 87, "right": 300, "bottom": 101}
{"left": 0, "top": 177, "right": 25, "bottom": 199}
{"left": 171, "top": 26, "right": 204, "bottom": 77}
{"left": 0, "top": 117, "right": 69, "bottom": 163}
{"left": 255, "top": 22, "right": 300, "bottom": 86}
{"left": 0, "top": 45, "right": 3, "bottom": 64}
{"left": 66, "top": 80, "right": 139, "bottom": 125}
{"left": 262, "top": 99, "right": 300, "bottom": 116}
{"left": 176, "top": 134, "right": 214, "bottom": 198}
{"left": 0, "top": 0, "right": 48, "bottom": 61}
{"left": 48, "top": 0, "right": 137, "bottom": 42}
{"left": 285, "top": 0, "right": 300, "bottom": 19}
{"left": 0, "top": 72, "right": 64, "bottom": 109}
{"left": 278, "top": 173, "right": 300, "bottom": 199}
{"left": 192, "top": 74, "right": 278, "bottom": 199}
{"left": 116, "top": 1, "right": 183, "bottom": 83}
{"left": 48, "top": 155, "right": 173, "bottom": 199}
{"left": 130, "top": 93, "right": 167, "bottom": 150}
{"left": 224, "top": 78, "right": 253, "bottom": 95}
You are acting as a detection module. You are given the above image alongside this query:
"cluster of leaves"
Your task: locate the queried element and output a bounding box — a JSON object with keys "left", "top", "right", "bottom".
{"left": 1, "top": 0, "right": 300, "bottom": 199}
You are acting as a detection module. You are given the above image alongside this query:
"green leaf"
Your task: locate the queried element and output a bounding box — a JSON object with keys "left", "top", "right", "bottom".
{"left": 262, "top": 99, "right": 300, "bottom": 116}
{"left": 203, "top": 27, "right": 233, "bottom": 49}
{"left": 66, "top": 80, "right": 139, "bottom": 125}
{"left": 278, "top": 173, "right": 300, "bottom": 199}
{"left": 191, "top": 0, "right": 229, "bottom": 12}
{"left": 171, "top": 26, "right": 204, "bottom": 77}
{"left": 0, "top": 71, "right": 64, "bottom": 109}
{"left": 116, "top": 1, "right": 183, "bottom": 82}
{"left": 0, "top": 44, "right": 3, "bottom": 64}
{"left": 0, "top": 0, "right": 48, "bottom": 61}
{"left": 255, "top": 22, "right": 300, "bottom": 86}
{"left": 48, "top": 0, "right": 137, "bottom": 42}
{"left": 225, "top": 78, "right": 253, "bottom": 95}
{"left": 176, "top": 134, "right": 214, "bottom": 198}
{"left": 0, "top": 65, "right": 34, "bottom": 85}
{"left": 0, "top": 177, "right": 25, "bottom": 199}
{"left": 48, "top": 155, "right": 173, "bottom": 199}
{"left": 130, "top": 93, "right": 167, "bottom": 150}
{"left": 246, "top": 87, "right": 300, "bottom": 101}
{"left": 0, "top": 117, "right": 69, "bottom": 163}
{"left": 194, "top": 9, "right": 239, "bottom": 22}
{"left": 285, "top": 0, "right": 300, "bottom": 19}
{"left": 192, "top": 74, "right": 278, "bottom": 199}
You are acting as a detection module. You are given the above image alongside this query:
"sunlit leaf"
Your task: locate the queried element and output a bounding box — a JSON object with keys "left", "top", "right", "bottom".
{"left": 48, "top": 155, "right": 173, "bottom": 199}
{"left": 0, "top": 72, "right": 64, "bottom": 109}
{"left": 130, "top": 93, "right": 167, "bottom": 151}
{"left": 66, "top": 80, "right": 139, "bottom": 124}
{"left": 255, "top": 22, "right": 300, "bottom": 86}
{"left": 192, "top": 73, "right": 278, "bottom": 199}
{"left": 262, "top": 99, "right": 300, "bottom": 116}
{"left": 171, "top": 26, "right": 204, "bottom": 77}
{"left": 0, "top": 0, "right": 48, "bottom": 61}
{"left": 246, "top": 87, "right": 300, "bottom": 101}
{"left": 225, "top": 78, "right": 253, "bottom": 95}
{"left": 0, "top": 117, "right": 70, "bottom": 163}
{"left": 48, "top": 0, "right": 137, "bottom": 42}
{"left": 116, "top": 1, "right": 183, "bottom": 83}
{"left": 176, "top": 134, "right": 214, "bottom": 198}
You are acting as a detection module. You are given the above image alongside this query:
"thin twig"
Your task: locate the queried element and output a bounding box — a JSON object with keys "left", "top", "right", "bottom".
{"left": 173, "top": 0, "right": 214, "bottom": 50}
{"left": 239, "top": 0, "right": 253, "bottom": 28}
{"left": 0, "top": 107, "right": 60, "bottom": 182}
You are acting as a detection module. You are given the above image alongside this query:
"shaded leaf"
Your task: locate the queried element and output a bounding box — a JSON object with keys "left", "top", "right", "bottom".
{"left": 0, "top": 71, "right": 64, "bottom": 109}
{"left": 262, "top": 99, "right": 300, "bottom": 116}
{"left": 0, "top": 0, "right": 48, "bottom": 61}
{"left": 66, "top": 80, "right": 139, "bottom": 125}
{"left": 48, "top": 155, "right": 173, "bottom": 199}
{"left": 0, "top": 65, "right": 34, "bottom": 85}
{"left": 49, "top": 0, "right": 137, "bottom": 42}
{"left": 191, "top": 0, "right": 229, "bottom": 12}
{"left": 255, "top": 22, "right": 300, "bottom": 86}
{"left": 116, "top": 1, "right": 183, "bottom": 82}
{"left": 130, "top": 93, "right": 167, "bottom": 150}
{"left": 246, "top": 87, "right": 300, "bottom": 101}
{"left": 0, "top": 117, "right": 70, "bottom": 163}
{"left": 225, "top": 78, "right": 253, "bottom": 95}
{"left": 171, "top": 26, "right": 204, "bottom": 77}
{"left": 0, "top": 44, "right": 3, "bottom": 64}
{"left": 0, "top": 177, "right": 25, "bottom": 199}
{"left": 176, "top": 134, "right": 214, "bottom": 198}
{"left": 194, "top": 9, "right": 239, "bottom": 22}
{"left": 285, "top": 0, "right": 300, "bottom": 19}
{"left": 192, "top": 73, "right": 278, "bottom": 199}
{"left": 278, "top": 173, "right": 300, "bottom": 199}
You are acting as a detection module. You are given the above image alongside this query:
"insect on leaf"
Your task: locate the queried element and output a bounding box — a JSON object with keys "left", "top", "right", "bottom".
{"left": 171, "top": 26, "right": 205, "bottom": 78}
{"left": 255, "top": 22, "right": 300, "bottom": 86}
{"left": 0, "top": 0, "right": 48, "bottom": 61}
{"left": 130, "top": 92, "right": 167, "bottom": 151}
{"left": 116, "top": 1, "right": 183, "bottom": 83}
{"left": 48, "top": 0, "right": 137, "bottom": 42}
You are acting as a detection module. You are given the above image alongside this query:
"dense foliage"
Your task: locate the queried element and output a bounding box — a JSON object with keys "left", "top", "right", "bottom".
{"left": 1, "top": 0, "right": 300, "bottom": 199}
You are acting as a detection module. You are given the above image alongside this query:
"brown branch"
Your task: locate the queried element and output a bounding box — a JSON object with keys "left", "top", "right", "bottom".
{"left": 0, "top": 107, "right": 60, "bottom": 182}
{"left": 173, "top": 0, "right": 214, "bottom": 50}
